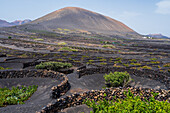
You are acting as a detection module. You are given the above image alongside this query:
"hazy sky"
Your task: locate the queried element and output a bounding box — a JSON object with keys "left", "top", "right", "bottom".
{"left": 1, "top": 0, "right": 170, "bottom": 36}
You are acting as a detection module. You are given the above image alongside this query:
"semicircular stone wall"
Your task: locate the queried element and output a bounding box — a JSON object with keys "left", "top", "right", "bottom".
{"left": 0, "top": 69, "right": 70, "bottom": 98}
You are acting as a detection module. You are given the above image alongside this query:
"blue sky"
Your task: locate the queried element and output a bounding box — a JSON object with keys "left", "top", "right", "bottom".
{"left": 1, "top": 0, "right": 170, "bottom": 36}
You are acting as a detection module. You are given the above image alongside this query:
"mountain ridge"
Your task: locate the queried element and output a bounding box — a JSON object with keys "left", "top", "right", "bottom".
{"left": 146, "top": 34, "right": 170, "bottom": 39}
{"left": 0, "top": 19, "right": 31, "bottom": 27}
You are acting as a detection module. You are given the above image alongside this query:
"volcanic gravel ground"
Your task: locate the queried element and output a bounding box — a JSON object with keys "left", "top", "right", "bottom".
{"left": 129, "top": 75, "right": 168, "bottom": 90}
{"left": 0, "top": 70, "right": 168, "bottom": 113}
{"left": 60, "top": 104, "right": 92, "bottom": 113}
{"left": 0, "top": 63, "right": 23, "bottom": 69}
{"left": 65, "top": 72, "right": 105, "bottom": 96}
{"left": 0, "top": 77, "right": 61, "bottom": 113}
{"left": 59, "top": 72, "right": 168, "bottom": 113}
{"left": 66, "top": 72, "right": 167, "bottom": 96}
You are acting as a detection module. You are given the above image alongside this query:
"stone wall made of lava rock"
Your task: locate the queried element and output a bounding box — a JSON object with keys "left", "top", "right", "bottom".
{"left": 0, "top": 69, "right": 70, "bottom": 98}
{"left": 38, "top": 87, "right": 170, "bottom": 113}
{"left": 78, "top": 67, "right": 170, "bottom": 89}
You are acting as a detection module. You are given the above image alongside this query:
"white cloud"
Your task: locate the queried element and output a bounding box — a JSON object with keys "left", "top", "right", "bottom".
{"left": 156, "top": 0, "right": 170, "bottom": 14}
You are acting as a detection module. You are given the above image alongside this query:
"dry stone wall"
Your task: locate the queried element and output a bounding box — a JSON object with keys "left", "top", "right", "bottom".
{"left": 38, "top": 87, "right": 170, "bottom": 113}
{"left": 0, "top": 68, "right": 169, "bottom": 113}
{"left": 0, "top": 69, "right": 70, "bottom": 99}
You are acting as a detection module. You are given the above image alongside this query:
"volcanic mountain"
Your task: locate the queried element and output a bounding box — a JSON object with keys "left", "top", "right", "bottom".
{"left": 23, "top": 7, "right": 140, "bottom": 37}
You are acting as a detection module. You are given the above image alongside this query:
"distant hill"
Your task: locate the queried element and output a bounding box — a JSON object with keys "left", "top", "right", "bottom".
{"left": 11, "top": 19, "right": 31, "bottom": 26}
{"left": 20, "top": 7, "right": 140, "bottom": 38}
{"left": 146, "top": 34, "right": 170, "bottom": 39}
{"left": 0, "top": 19, "right": 31, "bottom": 27}
{"left": 0, "top": 19, "right": 11, "bottom": 27}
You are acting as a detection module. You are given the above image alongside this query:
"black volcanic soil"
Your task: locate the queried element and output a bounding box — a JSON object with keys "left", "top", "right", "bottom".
{"left": 0, "top": 28, "right": 169, "bottom": 113}
{"left": 66, "top": 72, "right": 168, "bottom": 96}
{"left": 0, "top": 77, "right": 61, "bottom": 113}
{"left": 59, "top": 104, "right": 92, "bottom": 113}
{"left": 58, "top": 73, "right": 168, "bottom": 113}
{"left": 0, "top": 71, "right": 167, "bottom": 113}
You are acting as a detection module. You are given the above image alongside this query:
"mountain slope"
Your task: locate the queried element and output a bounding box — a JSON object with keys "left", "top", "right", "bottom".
{"left": 0, "top": 19, "right": 31, "bottom": 27}
{"left": 0, "top": 19, "right": 11, "bottom": 27}
{"left": 26, "top": 7, "right": 139, "bottom": 37}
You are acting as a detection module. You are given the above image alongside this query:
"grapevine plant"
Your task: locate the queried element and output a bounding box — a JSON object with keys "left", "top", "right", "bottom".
{"left": 0, "top": 85, "right": 38, "bottom": 107}
{"left": 84, "top": 90, "right": 170, "bottom": 113}
{"left": 104, "top": 71, "right": 131, "bottom": 87}
{"left": 35, "top": 62, "right": 72, "bottom": 71}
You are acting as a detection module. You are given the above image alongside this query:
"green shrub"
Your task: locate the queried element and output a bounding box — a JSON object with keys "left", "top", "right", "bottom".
{"left": 89, "top": 60, "right": 94, "bottom": 62}
{"left": 129, "top": 59, "right": 137, "bottom": 62}
{"left": 151, "top": 61, "right": 160, "bottom": 64}
{"left": 109, "top": 58, "right": 113, "bottom": 61}
{"left": 163, "top": 63, "right": 170, "bottom": 67}
{"left": 147, "top": 61, "right": 160, "bottom": 64}
{"left": 0, "top": 66, "right": 12, "bottom": 70}
{"left": 29, "top": 37, "right": 35, "bottom": 39}
{"left": 71, "top": 54, "right": 77, "bottom": 57}
{"left": 157, "top": 65, "right": 161, "bottom": 69}
{"left": 100, "top": 59, "right": 107, "bottom": 62}
{"left": 116, "top": 57, "right": 122, "bottom": 60}
{"left": 68, "top": 57, "right": 72, "bottom": 60}
{"left": 102, "top": 45, "right": 115, "bottom": 48}
{"left": 20, "top": 54, "right": 28, "bottom": 58}
{"left": 84, "top": 90, "right": 170, "bottom": 113}
{"left": 33, "top": 38, "right": 44, "bottom": 41}
{"left": 104, "top": 71, "right": 130, "bottom": 87}
{"left": 138, "top": 66, "right": 152, "bottom": 70}
{"left": 113, "top": 65, "right": 123, "bottom": 68}
{"left": 100, "top": 62, "right": 107, "bottom": 65}
{"left": 123, "top": 64, "right": 129, "bottom": 67}
{"left": 73, "top": 60, "right": 80, "bottom": 63}
{"left": 56, "top": 59, "right": 63, "bottom": 61}
{"left": 114, "top": 60, "right": 122, "bottom": 64}
{"left": 97, "top": 57, "right": 103, "bottom": 59}
{"left": 130, "top": 63, "right": 141, "bottom": 66}
{"left": 35, "top": 62, "right": 72, "bottom": 71}
{"left": 58, "top": 47, "right": 78, "bottom": 52}
{"left": 61, "top": 53, "right": 68, "bottom": 56}
{"left": 150, "top": 58, "right": 157, "bottom": 61}
{"left": 8, "top": 36, "right": 12, "bottom": 39}
{"left": 58, "top": 42, "right": 67, "bottom": 45}
{"left": 86, "top": 62, "right": 93, "bottom": 65}
{"left": 82, "top": 55, "right": 89, "bottom": 58}
{"left": 0, "top": 85, "right": 38, "bottom": 107}
{"left": 43, "top": 54, "right": 48, "bottom": 57}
